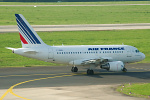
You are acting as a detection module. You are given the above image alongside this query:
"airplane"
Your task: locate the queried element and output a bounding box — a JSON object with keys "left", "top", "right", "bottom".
{"left": 6, "top": 14, "right": 145, "bottom": 75}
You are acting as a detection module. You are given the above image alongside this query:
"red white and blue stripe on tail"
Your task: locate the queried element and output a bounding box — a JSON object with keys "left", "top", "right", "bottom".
{"left": 15, "top": 14, "right": 42, "bottom": 45}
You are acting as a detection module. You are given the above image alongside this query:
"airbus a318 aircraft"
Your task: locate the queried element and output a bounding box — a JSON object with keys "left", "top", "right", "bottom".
{"left": 7, "top": 14, "right": 145, "bottom": 75}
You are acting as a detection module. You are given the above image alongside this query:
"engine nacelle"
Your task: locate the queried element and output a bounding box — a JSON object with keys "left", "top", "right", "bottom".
{"left": 100, "top": 61, "right": 124, "bottom": 72}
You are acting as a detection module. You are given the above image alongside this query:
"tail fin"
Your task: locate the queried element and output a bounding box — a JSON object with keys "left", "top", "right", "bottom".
{"left": 15, "top": 14, "right": 47, "bottom": 48}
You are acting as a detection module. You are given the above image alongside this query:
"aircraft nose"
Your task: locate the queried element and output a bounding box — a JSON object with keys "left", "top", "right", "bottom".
{"left": 141, "top": 53, "right": 145, "bottom": 60}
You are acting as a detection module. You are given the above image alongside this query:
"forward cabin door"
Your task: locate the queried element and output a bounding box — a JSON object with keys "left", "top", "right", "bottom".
{"left": 127, "top": 47, "right": 132, "bottom": 58}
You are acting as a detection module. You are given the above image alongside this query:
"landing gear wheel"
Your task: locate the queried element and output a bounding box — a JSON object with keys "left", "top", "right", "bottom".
{"left": 122, "top": 68, "right": 127, "bottom": 72}
{"left": 87, "top": 69, "right": 94, "bottom": 75}
{"left": 71, "top": 67, "right": 78, "bottom": 72}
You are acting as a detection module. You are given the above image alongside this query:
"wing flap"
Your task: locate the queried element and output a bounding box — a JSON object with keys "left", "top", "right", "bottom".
{"left": 81, "top": 59, "right": 101, "bottom": 65}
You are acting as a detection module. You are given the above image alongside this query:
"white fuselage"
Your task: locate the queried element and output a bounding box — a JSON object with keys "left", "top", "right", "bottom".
{"left": 7, "top": 14, "right": 146, "bottom": 75}
{"left": 14, "top": 45, "right": 145, "bottom": 66}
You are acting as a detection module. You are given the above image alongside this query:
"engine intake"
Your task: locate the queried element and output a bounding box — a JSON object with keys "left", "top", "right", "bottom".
{"left": 100, "top": 61, "right": 124, "bottom": 72}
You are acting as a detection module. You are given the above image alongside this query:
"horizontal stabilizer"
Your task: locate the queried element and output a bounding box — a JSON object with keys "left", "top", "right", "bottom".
{"left": 6, "top": 47, "right": 16, "bottom": 53}
{"left": 24, "top": 50, "right": 38, "bottom": 54}
{"left": 5, "top": 47, "right": 15, "bottom": 50}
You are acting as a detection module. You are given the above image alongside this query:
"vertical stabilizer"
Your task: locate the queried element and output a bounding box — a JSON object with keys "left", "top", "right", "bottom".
{"left": 15, "top": 14, "right": 47, "bottom": 48}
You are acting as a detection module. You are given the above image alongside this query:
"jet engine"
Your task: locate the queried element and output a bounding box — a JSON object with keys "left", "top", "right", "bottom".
{"left": 100, "top": 61, "right": 125, "bottom": 72}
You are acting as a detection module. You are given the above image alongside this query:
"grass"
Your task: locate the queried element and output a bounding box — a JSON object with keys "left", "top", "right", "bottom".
{"left": 0, "top": 1, "right": 150, "bottom": 67}
{"left": 0, "top": 5, "right": 150, "bottom": 25}
{"left": 0, "top": 29, "right": 150, "bottom": 67}
{"left": 117, "top": 83, "right": 150, "bottom": 98}
{"left": 0, "top": 1, "right": 150, "bottom": 5}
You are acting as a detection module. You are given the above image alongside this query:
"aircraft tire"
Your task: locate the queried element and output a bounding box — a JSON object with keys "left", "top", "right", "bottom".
{"left": 122, "top": 68, "right": 127, "bottom": 72}
{"left": 71, "top": 67, "right": 78, "bottom": 72}
{"left": 87, "top": 69, "right": 94, "bottom": 75}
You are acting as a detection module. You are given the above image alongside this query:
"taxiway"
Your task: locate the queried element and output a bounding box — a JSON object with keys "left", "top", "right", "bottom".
{"left": 1, "top": 23, "right": 150, "bottom": 33}
{"left": 0, "top": 63, "right": 150, "bottom": 100}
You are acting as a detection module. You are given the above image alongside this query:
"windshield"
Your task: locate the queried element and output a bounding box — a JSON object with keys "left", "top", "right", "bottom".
{"left": 135, "top": 50, "right": 140, "bottom": 53}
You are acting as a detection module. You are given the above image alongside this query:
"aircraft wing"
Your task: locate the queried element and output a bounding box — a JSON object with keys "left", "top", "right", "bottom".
{"left": 81, "top": 59, "right": 101, "bottom": 65}
{"left": 81, "top": 57, "right": 112, "bottom": 65}
{"left": 69, "top": 57, "right": 112, "bottom": 66}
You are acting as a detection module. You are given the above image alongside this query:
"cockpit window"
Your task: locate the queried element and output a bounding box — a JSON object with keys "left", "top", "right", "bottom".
{"left": 135, "top": 50, "right": 140, "bottom": 53}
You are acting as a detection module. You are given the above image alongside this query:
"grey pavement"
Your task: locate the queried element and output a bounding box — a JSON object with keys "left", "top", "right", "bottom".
{"left": 1, "top": 23, "right": 150, "bottom": 33}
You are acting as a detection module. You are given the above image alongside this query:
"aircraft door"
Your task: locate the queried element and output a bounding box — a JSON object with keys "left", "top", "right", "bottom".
{"left": 48, "top": 48, "right": 54, "bottom": 59}
{"left": 127, "top": 47, "right": 132, "bottom": 58}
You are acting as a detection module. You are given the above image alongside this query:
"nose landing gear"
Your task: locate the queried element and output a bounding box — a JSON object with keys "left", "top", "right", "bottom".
{"left": 71, "top": 67, "right": 78, "bottom": 72}
{"left": 122, "top": 68, "right": 127, "bottom": 72}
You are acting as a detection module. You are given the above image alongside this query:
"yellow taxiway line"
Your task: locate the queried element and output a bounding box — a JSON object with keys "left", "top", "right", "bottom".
{"left": 0, "top": 73, "right": 84, "bottom": 100}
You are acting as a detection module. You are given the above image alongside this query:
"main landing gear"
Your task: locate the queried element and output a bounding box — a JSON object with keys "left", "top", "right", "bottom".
{"left": 71, "top": 66, "right": 78, "bottom": 72}
{"left": 87, "top": 69, "right": 94, "bottom": 75}
{"left": 71, "top": 66, "right": 95, "bottom": 75}
{"left": 71, "top": 66, "right": 127, "bottom": 75}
